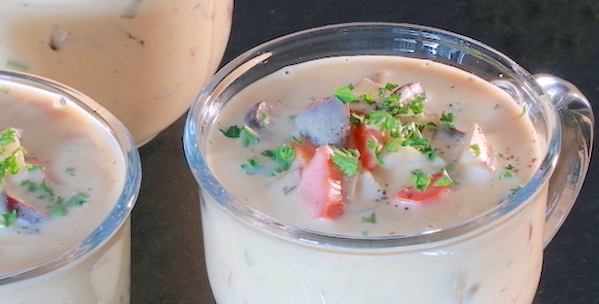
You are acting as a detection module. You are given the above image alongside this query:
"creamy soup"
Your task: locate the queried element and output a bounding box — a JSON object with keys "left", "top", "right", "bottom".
{"left": 0, "top": 0, "right": 232, "bottom": 144}
{"left": 201, "top": 56, "right": 546, "bottom": 303}
{"left": 0, "top": 78, "right": 129, "bottom": 303}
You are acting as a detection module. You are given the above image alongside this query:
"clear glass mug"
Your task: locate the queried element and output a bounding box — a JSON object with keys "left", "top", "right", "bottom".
{"left": 0, "top": 0, "right": 233, "bottom": 145}
{"left": 183, "top": 23, "right": 593, "bottom": 303}
{"left": 0, "top": 70, "right": 141, "bottom": 303}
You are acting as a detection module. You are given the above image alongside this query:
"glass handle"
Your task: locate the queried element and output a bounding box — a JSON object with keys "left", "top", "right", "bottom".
{"left": 534, "top": 74, "right": 594, "bottom": 247}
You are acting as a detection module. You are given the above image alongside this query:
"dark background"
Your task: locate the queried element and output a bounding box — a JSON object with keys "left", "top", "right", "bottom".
{"left": 132, "top": 1, "right": 599, "bottom": 303}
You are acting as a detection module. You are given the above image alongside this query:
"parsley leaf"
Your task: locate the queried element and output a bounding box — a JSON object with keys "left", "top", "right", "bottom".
{"left": 219, "top": 125, "right": 242, "bottom": 138}
{"left": 440, "top": 111, "right": 456, "bottom": 131}
{"left": 0, "top": 128, "right": 17, "bottom": 146}
{"left": 220, "top": 124, "right": 260, "bottom": 146}
{"left": 361, "top": 212, "right": 377, "bottom": 224}
{"left": 239, "top": 125, "right": 259, "bottom": 147}
{"left": 499, "top": 164, "right": 516, "bottom": 179}
{"left": 469, "top": 144, "right": 481, "bottom": 157}
{"left": 256, "top": 110, "right": 270, "bottom": 126}
{"left": 0, "top": 210, "right": 17, "bottom": 227}
{"left": 262, "top": 144, "right": 296, "bottom": 174}
{"left": 366, "top": 137, "right": 384, "bottom": 167}
{"left": 433, "top": 169, "right": 454, "bottom": 186}
{"left": 241, "top": 157, "right": 264, "bottom": 175}
{"left": 358, "top": 93, "right": 377, "bottom": 105}
{"left": 364, "top": 111, "right": 401, "bottom": 137}
{"left": 330, "top": 148, "right": 361, "bottom": 176}
{"left": 410, "top": 169, "right": 431, "bottom": 192}
{"left": 334, "top": 84, "right": 356, "bottom": 104}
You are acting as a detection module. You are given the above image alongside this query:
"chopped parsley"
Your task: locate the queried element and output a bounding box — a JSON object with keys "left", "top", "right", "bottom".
{"left": 330, "top": 148, "right": 360, "bottom": 176}
{"left": 241, "top": 157, "right": 264, "bottom": 175}
{"left": 361, "top": 212, "right": 377, "bottom": 224}
{"left": 0, "top": 149, "right": 24, "bottom": 179}
{"left": 0, "top": 128, "right": 18, "bottom": 147}
{"left": 0, "top": 210, "right": 17, "bottom": 227}
{"left": 519, "top": 104, "right": 529, "bottom": 117}
{"left": 363, "top": 110, "right": 401, "bottom": 135}
{"left": 241, "top": 126, "right": 259, "bottom": 147}
{"left": 499, "top": 164, "right": 516, "bottom": 179}
{"left": 219, "top": 125, "right": 242, "bottom": 138}
{"left": 64, "top": 167, "right": 76, "bottom": 176}
{"left": 21, "top": 179, "right": 38, "bottom": 192}
{"left": 57, "top": 192, "right": 89, "bottom": 207}
{"left": 262, "top": 144, "right": 296, "bottom": 174}
{"left": 469, "top": 144, "right": 481, "bottom": 157}
{"left": 410, "top": 169, "right": 432, "bottom": 192}
{"left": 433, "top": 169, "right": 454, "bottom": 187}
{"left": 440, "top": 111, "right": 455, "bottom": 130}
{"left": 220, "top": 125, "right": 259, "bottom": 147}
{"left": 5, "top": 59, "right": 29, "bottom": 72}
{"left": 366, "top": 137, "right": 384, "bottom": 167}
{"left": 333, "top": 84, "right": 356, "bottom": 104}
{"left": 509, "top": 184, "right": 522, "bottom": 196}
{"left": 378, "top": 82, "right": 398, "bottom": 97}
{"left": 0, "top": 128, "right": 93, "bottom": 224}
{"left": 255, "top": 109, "right": 270, "bottom": 126}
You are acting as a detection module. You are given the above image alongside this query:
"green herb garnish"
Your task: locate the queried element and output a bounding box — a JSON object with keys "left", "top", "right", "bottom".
{"left": 330, "top": 148, "right": 361, "bottom": 176}
{"left": 64, "top": 167, "right": 76, "bottom": 176}
{"left": 240, "top": 126, "right": 259, "bottom": 147}
{"left": 0, "top": 210, "right": 17, "bottom": 227}
{"left": 256, "top": 110, "right": 270, "bottom": 126}
{"left": 440, "top": 111, "right": 455, "bottom": 130}
{"left": 499, "top": 164, "right": 516, "bottom": 179}
{"left": 0, "top": 128, "right": 17, "bottom": 147}
{"left": 361, "top": 212, "right": 377, "bottom": 224}
{"left": 334, "top": 84, "right": 356, "bottom": 104}
{"left": 410, "top": 169, "right": 431, "bottom": 192}
{"left": 241, "top": 157, "right": 264, "bottom": 175}
{"left": 469, "top": 144, "right": 481, "bottom": 157}
{"left": 262, "top": 144, "right": 296, "bottom": 174}
{"left": 56, "top": 192, "right": 89, "bottom": 207}
{"left": 519, "top": 104, "right": 529, "bottom": 117}
{"left": 509, "top": 185, "right": 522, "bottom": 196}
{"left": 364, "top": 110, "right": 401, "bottom": 136}
{"left": 221, "top": 125, "right": 260, "bottom": 147}
{"left": 366, "top": 137, "right": 384, "bottom": 166}
{"left": 219, "top": 125, "right": 242, "bottom": 138}
{"left": 5, "top": 59, "right": 29, "bottom": 72}
{"left": 433, "top": 169, "right": 454, "bottom": 187}
{"left": 21, "top": 179, "right": 38, "bottom": 192}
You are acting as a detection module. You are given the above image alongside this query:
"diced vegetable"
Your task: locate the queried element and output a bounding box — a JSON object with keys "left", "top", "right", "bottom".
{"left": 351, "top": 124, "right": 385, "bottom": 170}
{"left": 348, "top": 170, "right": 385, "bottom": 205}
{"left": 298, "top": 146, "right": 345, "bottom": 219}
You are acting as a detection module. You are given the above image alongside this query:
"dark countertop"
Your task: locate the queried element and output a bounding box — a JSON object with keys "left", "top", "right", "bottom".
{"left": 132, "top": 1, "right": 599, "bottom": 303}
